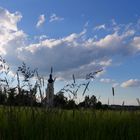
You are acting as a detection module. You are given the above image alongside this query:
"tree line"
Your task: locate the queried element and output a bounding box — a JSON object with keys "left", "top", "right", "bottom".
{"left": 0, "top": 56, "right": 103, "bottom": 109}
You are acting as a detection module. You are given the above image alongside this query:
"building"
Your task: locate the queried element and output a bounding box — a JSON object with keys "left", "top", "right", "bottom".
{"left": 45, "top": 70, "right": 54, "bottom": 107}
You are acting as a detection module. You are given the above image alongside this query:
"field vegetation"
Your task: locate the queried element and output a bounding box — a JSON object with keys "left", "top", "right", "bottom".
{"left": 0, "top": 56, "right": 140, "bottom": 140}
{"left": 0, "top": 107, "right": 140, "bottom": 140}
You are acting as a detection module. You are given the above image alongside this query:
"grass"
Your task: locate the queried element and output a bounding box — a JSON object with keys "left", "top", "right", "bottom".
{"left": 0, "top": 107, "right": 140, "bottom": 140}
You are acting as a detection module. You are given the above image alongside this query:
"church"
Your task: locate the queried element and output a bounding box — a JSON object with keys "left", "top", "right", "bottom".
{"left": 45, "top": 68, "right": 54, "bottom": 107}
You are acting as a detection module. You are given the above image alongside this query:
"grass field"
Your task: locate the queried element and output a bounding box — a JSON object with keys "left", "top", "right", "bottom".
{"left": 0, "top": 107, "right": 140, "bottom": 140}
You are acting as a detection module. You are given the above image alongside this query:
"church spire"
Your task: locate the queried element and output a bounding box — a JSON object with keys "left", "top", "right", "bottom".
{"left": 48, "top": 67, "right": 54, "bottom": 83}
{"left": 46, "top": 67, "right": 54, "bottom": 107}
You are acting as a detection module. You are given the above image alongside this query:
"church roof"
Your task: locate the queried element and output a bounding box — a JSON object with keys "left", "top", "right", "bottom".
{"left": 48, "top": 74, "right": 54, "bottom": 83}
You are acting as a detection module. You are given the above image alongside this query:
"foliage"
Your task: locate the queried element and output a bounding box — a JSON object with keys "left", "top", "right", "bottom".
{"left": 0, "top": 107, "right": 140, "bottom": 140}
{"left": 53, "top": 92, "right": 67, "bottom": 108}
{"left": 0, "top": 55, "right": 104, "bottom": 109}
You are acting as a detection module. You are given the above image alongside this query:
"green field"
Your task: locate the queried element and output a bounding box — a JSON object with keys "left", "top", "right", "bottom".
{"left": 0, "top": 107, "right": 140, "bottom": 140}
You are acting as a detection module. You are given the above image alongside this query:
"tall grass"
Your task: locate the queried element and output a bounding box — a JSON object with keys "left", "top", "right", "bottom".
{"left": 0, "top": 107, "right": 140, "bottom": 140}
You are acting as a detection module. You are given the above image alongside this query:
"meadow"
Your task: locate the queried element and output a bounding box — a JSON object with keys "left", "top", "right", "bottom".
{"left": 0, "top": 57, "right": 140, "bottom": 140}
{"left": 0, "top": 107, "right": 140, "bottom": 140}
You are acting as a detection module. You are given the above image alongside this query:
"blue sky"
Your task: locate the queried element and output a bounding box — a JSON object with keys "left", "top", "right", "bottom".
{"left": 0, "top": 0, "right": 140, "bottom": 105}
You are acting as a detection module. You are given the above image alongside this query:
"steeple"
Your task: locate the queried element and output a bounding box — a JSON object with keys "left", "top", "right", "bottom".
{"left": 46, "top": 67, "right": 54, "bottom": 107}
{"left": 48, "top": 67, "right": 54, "bottom": 83}
{"left": 48, "top": 74, "right": 54, "bottom": 83}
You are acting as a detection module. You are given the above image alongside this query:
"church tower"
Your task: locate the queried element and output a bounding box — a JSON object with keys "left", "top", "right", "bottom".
{"left": 46, "top": 67, "right": 54, "bottom": 107}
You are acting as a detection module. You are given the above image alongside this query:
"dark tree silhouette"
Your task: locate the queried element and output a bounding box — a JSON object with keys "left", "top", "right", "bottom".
{"left": 53, "top": 91, "right": 67, "bottom": 108}
{"left": 0, "top": 55, "right": 104, "bottom": 109}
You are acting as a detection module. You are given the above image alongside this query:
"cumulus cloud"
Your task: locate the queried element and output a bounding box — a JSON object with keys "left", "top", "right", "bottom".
{"left": 0, "top": 7, "right": 26, "bottom": 59}
{"left": 1, "top": 7, "right": 140, "bottom": 80}
{"left": 36, "top": 14, "right": 45, "bottom": 27}
{"left": 121, "top": 79, "right": 140, "bottom": 88}
{"left": 0, "top": 7, "right": 22, "bottom": 31}
{"left": 49, "top": 13, "right": 64, "bottom": 22}
{"left": 17, "top": 28, "right": 138, "bottom": 79}
{"left": 18, "top": 24, "right": 140, "bottom": 78}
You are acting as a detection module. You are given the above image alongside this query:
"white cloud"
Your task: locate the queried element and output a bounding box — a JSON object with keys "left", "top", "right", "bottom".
{"left": 16, "top": 26, "right": 140, "bottom": 79}
{"left": 36, "top": 14, "right": 45, "bottom": 28}
{"left": 1, "top": 7, "right": 140, "bottom": 81}
{"left": 0, "top": 7, "right": 22, "bottom": 31}
{"left": 16, "top": 28, "right": 136, "bottom": 79}
{"left": 131, "top": 36, "right": 140, "bottom": 51}
{"left": 99, "top": 59, "right": 112, "bottom": 66}
{"left": 100, "top": 78, "right": 119, "bottom": 87}
{"left": 49, "top": 13, "right": 64, "bottom": 22}
{"left": 100, "top": 78, "right": 115, "bottom": 83}
{"left": 100, "top": 76, "right": 120, "bottom": 88}
{"left": 121, "top": 79, "right": 140, "bottom": 88}
{"left": 94, "top": 24, "right": 106, "bottom": 30}
{"left": 92, "top": 32, "right": 122, "bottom": 48}
{"left": 0, "top": 7, "right": 26, "bottom": 56}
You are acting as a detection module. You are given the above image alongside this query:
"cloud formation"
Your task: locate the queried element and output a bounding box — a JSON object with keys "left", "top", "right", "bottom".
{"left": 0, "top": 7, "right": 25, "bottom": 61}
{"left": 94, "top": 24, "right": 106, "bottom": 30}
{"left": 100, "top": 78, "right": 119, "bottom": 87}
{"left": 36, "top": 14, "right": 45, "bottom": 27}
{"left": 17, "top": 28, "right": 139, "bottom": 79}
{"left": 1, "top": 7, "right": 140, "bottom": 80}
{"left": 100, "top": 78, "right": 115, "bottom": 83}
{"left": 121, "top": 79, "right": 140, "bottom": 88}
{"left": 49, "top": 13, "right": 64, "bottom": 22}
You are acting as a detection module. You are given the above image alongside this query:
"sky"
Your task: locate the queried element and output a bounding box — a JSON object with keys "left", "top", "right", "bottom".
{"left": 0, "top": 0, "right": 140, "bottom": 105}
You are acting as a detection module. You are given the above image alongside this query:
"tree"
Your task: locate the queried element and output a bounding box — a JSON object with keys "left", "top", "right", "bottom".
{"left": 17, "top": 62, "right": 37, "bottom": 106}
{"left": 78, "top": 95, "right": 97, "bottom": 108}
{"left": 96, "top": 101, "right": 102, "bottom": 109}
{"left": 0, "top": 87, "right": 7, "bottom": 105}
{"left": 7, "top": 88, "right": 16, "bottom": 105}
{"left": 66, "top": 99, "right": 76, "bottom": 109}
{"left": 90, "top": 95, "right": 97, "bottom": 107}
{"left": 53, "top": 92, "right": 67, "bottom": 108}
